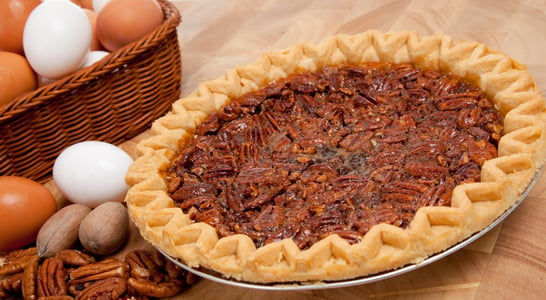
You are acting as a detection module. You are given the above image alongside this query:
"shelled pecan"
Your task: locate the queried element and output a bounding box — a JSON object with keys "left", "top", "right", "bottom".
{"left": 125, "top": 250, "right": 198, "bottom": 298}
{"left": 68, "top": 259, "right": 127, "bottom": 286}
{"left": 0, "top": 272, "right": 23, "bottom": 298}
{"left": 74, "top": 277, "right": 126, "bottom": 300}
{"left": 55, "top": 250, "right": 95, "bottom": 267}
{"left": 125, "top": 250, "right": 162, "bottom": 281}
{"left": 127, "top": 278, "right": 183, "bottom": 298}
{"left": 37, "top": 257, "right": 67, "bottom": 297}
{"left": 0, "top": 247, "right": 38, "bottom": 276}
{"left": 22, "top": 255, "right": 39, "bottom": 300}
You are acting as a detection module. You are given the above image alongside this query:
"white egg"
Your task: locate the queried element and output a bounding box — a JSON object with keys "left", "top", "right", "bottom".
{"left": 81, "top": 50, "right": 109, "bottom": 68}
{"left": 53, "top": 141, "right": 134, "bottom": 208}
{"left": 23, "top": 0, "right": 91, "bottom": 79}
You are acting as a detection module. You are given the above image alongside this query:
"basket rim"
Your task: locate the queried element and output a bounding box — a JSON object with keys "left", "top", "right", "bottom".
{"left": 0, "top": 0, "right": 181, "bottom": 123}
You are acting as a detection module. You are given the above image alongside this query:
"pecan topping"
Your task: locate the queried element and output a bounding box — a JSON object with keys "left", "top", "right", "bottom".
{"left": 167, "top": 63, "right": 504, "bottom": 250}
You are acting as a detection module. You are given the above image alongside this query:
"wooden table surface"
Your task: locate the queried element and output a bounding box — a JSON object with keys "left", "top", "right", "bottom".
{"left": 63, "top": 0, "right": 546, "bottom": 299}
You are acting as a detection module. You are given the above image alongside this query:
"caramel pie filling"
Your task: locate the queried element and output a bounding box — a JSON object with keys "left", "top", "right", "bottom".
{"left": 166, "top": 63, "right": 503, "bottom": 250}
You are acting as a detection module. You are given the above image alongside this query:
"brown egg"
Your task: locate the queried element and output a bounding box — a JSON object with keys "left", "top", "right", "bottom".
{"left": 68, "top": 0, "right": 93, "bottom": 9}
{"left": 0, "top": 51, "right": 37, "bottom": 106}
{"left": 83, "top": 8, "right": 104, "bottom": 51}
{"left": 0, "top": 0, "right": 41, "bottom": 54}
{"left": 80, "top": 0, "right": 94, "bottom": 9}
{"left": 96, "top": 0, "right": 164, "bottom": 52}
{"left": 0, "top": 176, "right": 57, "bottom": 251}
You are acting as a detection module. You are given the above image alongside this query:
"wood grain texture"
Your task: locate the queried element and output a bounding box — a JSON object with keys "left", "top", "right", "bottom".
{"left": 51, "top": 0, "right": 546, "bottom": 299}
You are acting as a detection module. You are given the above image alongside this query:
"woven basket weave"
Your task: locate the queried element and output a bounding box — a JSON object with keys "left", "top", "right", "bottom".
{"left": 0, "top": 0, "right": 182, "bottom": 183}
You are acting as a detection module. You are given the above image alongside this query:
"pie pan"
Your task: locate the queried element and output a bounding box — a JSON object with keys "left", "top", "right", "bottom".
{"left": 125, "top": 30, "right": 546, "bottom": 284}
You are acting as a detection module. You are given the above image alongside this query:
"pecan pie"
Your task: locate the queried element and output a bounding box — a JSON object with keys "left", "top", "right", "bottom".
{"left": 125, "top": 31, "right": 546, "bottom": 283}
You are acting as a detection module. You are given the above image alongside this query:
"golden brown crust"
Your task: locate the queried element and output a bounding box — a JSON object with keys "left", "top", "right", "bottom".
{"left": 125, "top": 30, "right": 546, "bottom": 283}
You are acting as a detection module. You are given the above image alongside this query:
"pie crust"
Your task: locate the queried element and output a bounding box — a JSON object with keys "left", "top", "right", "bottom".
{"left": 125, "top": 30, "right": 546, "bottom": 283}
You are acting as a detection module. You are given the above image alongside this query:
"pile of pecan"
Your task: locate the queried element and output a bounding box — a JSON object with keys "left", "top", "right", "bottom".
{"left": 0, "top": 247, "right": 199, "bottom": 299}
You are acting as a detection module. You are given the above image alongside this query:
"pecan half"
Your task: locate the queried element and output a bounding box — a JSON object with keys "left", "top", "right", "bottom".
{"left": 436, "top": 97, "right": 477, "bottom": 110}
{"left": 22, "top": 255, "right": 40, "bottom": 300}
{"left": 0, "top": 247, "right": 38, "bottom": 276}
{"left": 74, "top": 277, "right": 126, "bottom": 300}
{"left": 0, "top": 272, "right": 23, "bottom": 298}
{"left": 125, "top": 250, "right": 198, "bottom": 298}
{"left": 125, "top": 251, "right": 162, "bottom": 282}
{"left": 37, "top": 257, "right": 67, "bottom": 297}
{"left": 69, "top": 259, "right": 127, "bottom": 285}
{"left": 404, "top": 162, "right": 448, "bottom": 179}
{"left": 127, "top": 278, "right": 183, "bottom": 298}
{"left": 55, "top": 250, "right": 95, "bottom": 267}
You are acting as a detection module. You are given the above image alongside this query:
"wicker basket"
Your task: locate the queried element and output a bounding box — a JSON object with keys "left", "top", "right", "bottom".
{"left": 0, "top": 0, "right": 182, "bottom": 183}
